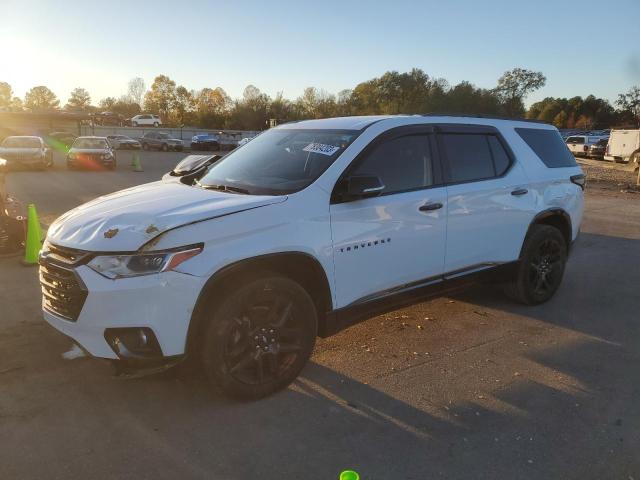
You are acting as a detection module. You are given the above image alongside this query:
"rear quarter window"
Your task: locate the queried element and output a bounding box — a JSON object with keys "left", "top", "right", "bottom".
{"left": 516, "top": 128, "right": 578, "bottom": 168}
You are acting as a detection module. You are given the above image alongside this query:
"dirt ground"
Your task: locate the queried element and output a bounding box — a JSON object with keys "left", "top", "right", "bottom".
{"left": 0, "top": 151, "right": 639, "bottom": 479}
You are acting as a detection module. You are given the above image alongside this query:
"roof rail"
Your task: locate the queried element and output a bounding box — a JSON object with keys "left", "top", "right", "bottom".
{"left": 421, "top": 112, "right": 550, "bottom": 124}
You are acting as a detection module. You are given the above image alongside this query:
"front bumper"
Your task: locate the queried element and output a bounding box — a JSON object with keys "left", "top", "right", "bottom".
{"left": 42, "top": 265, "right": 206, "bottom": 359}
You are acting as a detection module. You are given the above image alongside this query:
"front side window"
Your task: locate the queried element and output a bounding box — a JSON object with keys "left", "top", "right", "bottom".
{"left": 441, "top": 134, "right": 496, "bottom": 183}
{"left": 348, "top": 134, "right": 434, "bottom": 194}
{"left": 199, "top": 128, "right": 358, "bottom": 195}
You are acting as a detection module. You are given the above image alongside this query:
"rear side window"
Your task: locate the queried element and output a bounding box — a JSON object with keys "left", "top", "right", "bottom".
{"left": 440, "top": 134, "right": 495, "bottom": 183}
{"left": 350, "top": 134, "right": 434, "bottom": 194}
{"left": 487, "top": 136, "right": 510, "bottom": 176}
{"left": 516, "top": 128, "right": 578, "bottom": 168}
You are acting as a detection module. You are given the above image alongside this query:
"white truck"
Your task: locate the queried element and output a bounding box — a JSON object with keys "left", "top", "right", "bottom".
{"left": 604, "top": 129, "right": 640, "bottom": 164}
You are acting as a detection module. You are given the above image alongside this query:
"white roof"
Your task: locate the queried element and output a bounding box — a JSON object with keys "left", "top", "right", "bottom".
{"left": 277, "top": 115, "right": 407, "bottom": 130}
{"left": 276, "top": 115, "right": 555, "bottom": 131}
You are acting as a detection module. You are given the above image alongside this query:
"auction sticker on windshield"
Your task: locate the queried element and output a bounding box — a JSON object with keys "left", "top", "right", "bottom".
{"left": 303, "top": 143, "right": 340, "bottom": 156}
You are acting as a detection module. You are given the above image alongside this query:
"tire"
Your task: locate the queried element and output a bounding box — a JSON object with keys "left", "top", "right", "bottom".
{"left": 142, "top": 143, "right": 149, "bottom": 151}
{"left": 212, "top": 142, "right": 220, "bottom": 151}
{"left": 504, "top": 224, "right": 567, "bottom": 305}
{"left": 66, "top": 162, "right": 75, "bottom": 170}
{"left": 133, "top": 122, "right": 138, "bottom": 127}
{"left": 201, "top": 275, "right": 317, "bottom": 400}
{"left": 176, "top": 146, "right": 183, "bottom": 152}
{"left": 153, "top": 122, "right": 159, "bottom": 127}
{"left": 161, "top": 143, "right": 169, "bottom": 152}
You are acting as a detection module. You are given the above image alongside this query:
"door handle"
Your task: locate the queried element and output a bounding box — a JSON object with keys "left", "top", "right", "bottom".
{"left": 511, "top": 188, "right": 528, "bottom": 196}
{"left": 419, "top": 202, "right": 443, "bottom": 212}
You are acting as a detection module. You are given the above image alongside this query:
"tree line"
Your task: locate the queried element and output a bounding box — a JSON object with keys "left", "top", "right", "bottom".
{"left": 1, "top": 69, "right": 638, "bottom": 131}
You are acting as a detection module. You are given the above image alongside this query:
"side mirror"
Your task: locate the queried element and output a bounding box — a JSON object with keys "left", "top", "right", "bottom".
{"left": 164, "top": 154, "right": 223, "bottom": 185}
{"left": 346, "top": 175, "right": 385, "bottom": 198}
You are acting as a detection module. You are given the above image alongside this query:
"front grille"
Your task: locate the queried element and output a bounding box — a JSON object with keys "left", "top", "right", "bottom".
{"left": 47, "top": 244, "right": 90, "bottom": 266}
{"left": 39, "top": 250, "right": 88, "bottom": 322}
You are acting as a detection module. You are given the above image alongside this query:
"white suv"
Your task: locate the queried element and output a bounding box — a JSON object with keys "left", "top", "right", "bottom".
{"left": 40, "top": 115, "right": 585, "bottom": 399}
{"left": 130, "top": 114, "right": 162, "bottom": 127}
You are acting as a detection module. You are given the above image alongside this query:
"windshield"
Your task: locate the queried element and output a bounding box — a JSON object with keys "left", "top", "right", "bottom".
{"left": 158, "top": 133, "right": 171, "bottom": 139}
{"left": 2, "top": 137, "right": 41, "bottom": 148}
{"left": 199, "top": 128, "right": 358, "bottom": 195}
{"left": 73, "top": 138, "right": 109, "bottom": 149}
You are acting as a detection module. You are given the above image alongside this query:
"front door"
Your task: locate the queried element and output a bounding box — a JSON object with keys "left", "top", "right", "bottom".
{"left": 330, "top": 128, "right": 447, "bottom": 308}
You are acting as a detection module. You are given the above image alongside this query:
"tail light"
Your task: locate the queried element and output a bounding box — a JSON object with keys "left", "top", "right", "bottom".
{"left": 570, "top": 174, "right": 586, "bottom": 190}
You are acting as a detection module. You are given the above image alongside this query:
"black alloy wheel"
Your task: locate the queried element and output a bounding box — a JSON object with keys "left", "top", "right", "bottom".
{"left": 202, "top": 276, "right": 317, "bottom": 399}
{"left": 504, "top": 224, "right": 567, "bottom": 305}
{"left": 528, "top": 237, "right": 564, "bottom": 300}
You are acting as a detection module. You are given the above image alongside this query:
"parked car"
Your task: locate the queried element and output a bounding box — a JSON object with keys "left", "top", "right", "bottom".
{"left": 0, "top": 158, "right": 26, "bottom": 253}
{"left": 140, "top": 131, "right": 184, "bottom": 151}
{"left": 94, "top": 112, "right": 124, "bottom": 127}
{"left": 46, "top": 131, "right": 77, "bottom": 152}
{"left": 66, "top": 136, "right": 117, "bottom": 170}
{"left": 191, "top": 133, "right": 221, "bottom": 151}
{"left": 40, "top": 115, "right": 584, "bottom": 399}
{"left": 237, "top": 136, "right": 255, "bottom": 147}
{"left": 604, "top": 129, "right": 640, "bottom": 164}
{"left": 106, "top": 135, "right": 141, "bottom": 150}
{"left": 586, "top": 137, "right": 609, "bottom": 159}
{"left": 0, "top": 136, "right": 52, "bottom": 169}
{"left": 130, "top": 114, "right": 162, "bottom": 127}
{"left": 565, "top": 135, "right": 606, "bottom": 157}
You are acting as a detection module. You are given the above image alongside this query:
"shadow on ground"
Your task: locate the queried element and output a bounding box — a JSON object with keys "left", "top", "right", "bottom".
{"left": 1, "top": 231, "right": 638, "bottom": 479}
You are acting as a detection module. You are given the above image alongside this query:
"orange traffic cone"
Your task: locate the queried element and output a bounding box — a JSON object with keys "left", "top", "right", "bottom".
{"left": 21, "top": 204, "right": 44, "bottom": 266}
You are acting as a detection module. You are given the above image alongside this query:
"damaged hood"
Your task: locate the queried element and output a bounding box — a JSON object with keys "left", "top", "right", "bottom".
{"left": 47, "top": 181, "right": 287, "bottom": 251}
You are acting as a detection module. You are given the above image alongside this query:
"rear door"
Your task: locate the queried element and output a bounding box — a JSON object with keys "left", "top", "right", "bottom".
{"left": 437, "top": 125, "right": 534, "bottom": 274}
{"left": 330, "top": 126, "right": 447, "bottom": 308}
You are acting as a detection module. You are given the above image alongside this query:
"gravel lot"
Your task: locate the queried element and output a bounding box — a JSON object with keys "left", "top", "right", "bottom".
{"left": 577, "top": 157, "right": 640, "bottom": 194}
{"left": 1, "top": 151, "right": 639, "bottom": 479}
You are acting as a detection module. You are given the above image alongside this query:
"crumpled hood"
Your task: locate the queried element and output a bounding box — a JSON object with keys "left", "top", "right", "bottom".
{"left": 47, "top": 181, "right": 287, "bottom": 251}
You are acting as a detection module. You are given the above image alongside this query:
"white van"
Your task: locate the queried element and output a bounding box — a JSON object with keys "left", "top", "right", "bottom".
{"left": 604, "top": 129, "right": 640, "bottom": 163}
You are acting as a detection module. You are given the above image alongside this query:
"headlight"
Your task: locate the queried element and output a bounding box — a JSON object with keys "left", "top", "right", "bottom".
{"left": 101, "top": 153, "right": 113, "bottom": 160}
{"left": 87, "top": 245, "right": 202, "bottom": 279}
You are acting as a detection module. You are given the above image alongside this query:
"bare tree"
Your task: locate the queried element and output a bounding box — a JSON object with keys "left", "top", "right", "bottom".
{"left": 127, "top": 77, "right": 146, "bottom": 106}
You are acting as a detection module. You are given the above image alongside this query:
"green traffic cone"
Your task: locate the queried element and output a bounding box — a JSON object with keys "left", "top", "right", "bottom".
{"left": 22, "top": 204, "right": 43, "bottom": 266}
{"left": 132, "top": 153, "right": 143, "bottom": 172}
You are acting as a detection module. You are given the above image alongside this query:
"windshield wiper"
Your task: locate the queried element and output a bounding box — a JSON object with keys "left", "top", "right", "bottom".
{"left": 200, "top": 183, "right": 251, "bottom": 195}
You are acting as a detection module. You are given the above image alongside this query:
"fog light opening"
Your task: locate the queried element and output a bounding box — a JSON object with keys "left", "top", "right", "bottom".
{"left": 104, "top": 327, "right": 162, "bottom": 360}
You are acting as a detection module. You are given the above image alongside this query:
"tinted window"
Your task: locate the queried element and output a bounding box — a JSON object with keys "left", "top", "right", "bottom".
{"left": 350, "top": 134, "right": 434, "bottom": 194}
{"left": 441, "top": 134, "right": 495, "bottom": 183}
{"left": 487, "top": 136, "right": 511, "bottom": 176}
{"left": 516, "top": 128, "right": 578, "bottom": 168}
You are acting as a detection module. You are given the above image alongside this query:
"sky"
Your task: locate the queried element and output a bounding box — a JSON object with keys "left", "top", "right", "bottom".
{"left": 1, "top": 0, "right": 639, "bottom": 108}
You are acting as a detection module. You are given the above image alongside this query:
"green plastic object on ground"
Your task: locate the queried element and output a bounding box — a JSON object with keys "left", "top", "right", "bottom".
{"left": 22, "top": 203, "right": 43, "bottom": 265}
{"left": 340, "top": 471, "right": 360, "bottom": 480}
{"left": 132, "top": 153, "right": 143, "bottom": 172}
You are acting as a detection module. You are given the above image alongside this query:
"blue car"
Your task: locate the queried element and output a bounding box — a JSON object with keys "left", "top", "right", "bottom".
{"left": 191, "top": 133, "right": 220, "bottom": 151}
